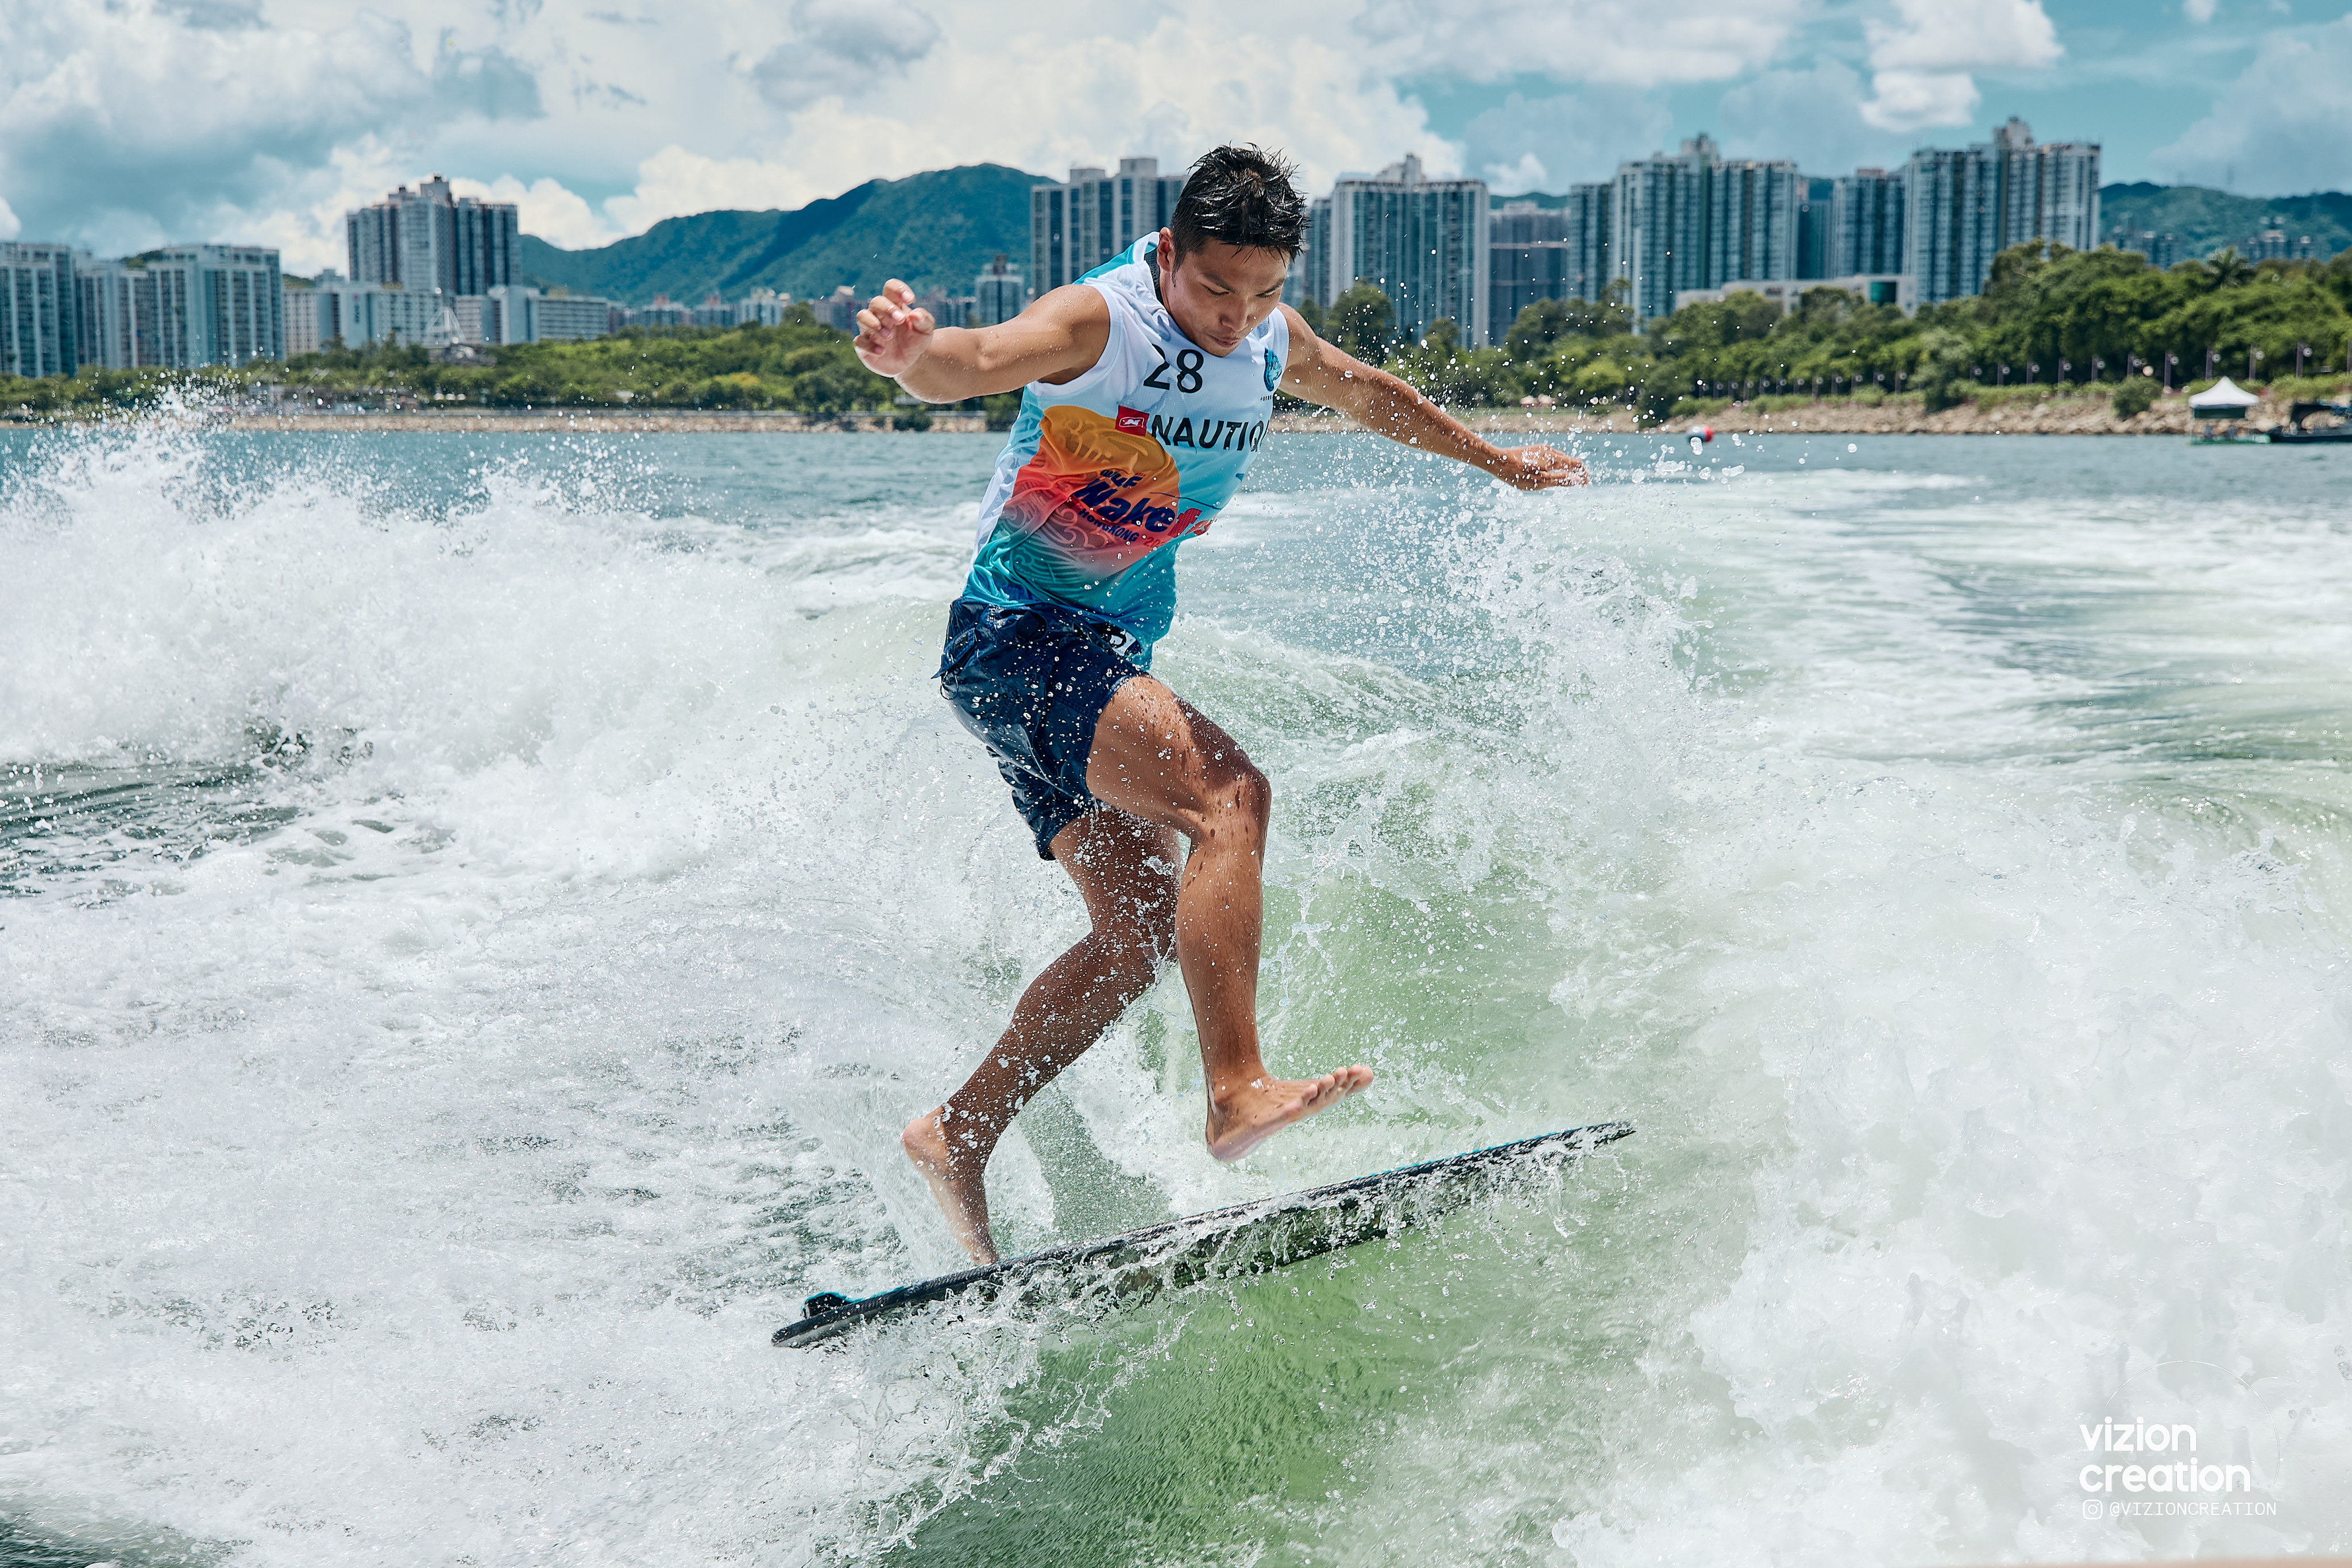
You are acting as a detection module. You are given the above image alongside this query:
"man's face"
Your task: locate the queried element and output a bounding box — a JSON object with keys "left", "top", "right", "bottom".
{"left": 1154, "top": 232, "right": 1292, "bottom": 357}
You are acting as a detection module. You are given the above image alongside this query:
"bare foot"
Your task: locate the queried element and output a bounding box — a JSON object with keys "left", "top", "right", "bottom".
{"left": 1204, "top": 1065, "right": 1374, "bottom": 1162}
{"left": 901, "top": 1109, "right": 1000, "bottom": 1266}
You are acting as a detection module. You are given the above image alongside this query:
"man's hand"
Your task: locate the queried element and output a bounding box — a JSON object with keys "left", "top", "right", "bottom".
{"left": 853, "top": 280, "right": 934, "bottom": 377}
{"left": 850, "top": 280, "right": 1107, "bottom": 402}
{"left": 1488, "top": 444, "right": 1588, "bottom": 491}
{"left": 1280, "top": 307, "right": 1594, "bottom": 492}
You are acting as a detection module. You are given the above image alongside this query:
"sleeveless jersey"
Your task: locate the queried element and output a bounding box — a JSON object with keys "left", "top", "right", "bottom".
{"left": 961, "top": 235, "right": 1289, "bottom": 665}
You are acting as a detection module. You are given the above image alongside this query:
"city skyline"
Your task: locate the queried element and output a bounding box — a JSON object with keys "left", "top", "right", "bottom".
{"left": 11, "top": 108, "right": 2345, "bottom": 383}
{"left": 2, "top": 1, "right": 2348, "bottom": 277}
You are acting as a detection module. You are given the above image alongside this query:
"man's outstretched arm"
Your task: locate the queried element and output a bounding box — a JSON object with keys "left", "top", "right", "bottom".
{"left": 855, "top": 279, "right": 1111, "bottom": 403}
{"left": 1277, "top": 306, "right": 1587, "bottom": 491}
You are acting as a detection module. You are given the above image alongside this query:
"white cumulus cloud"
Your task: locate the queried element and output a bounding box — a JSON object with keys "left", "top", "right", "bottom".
{"left": 1459, "top": 88, "right": 1674, "bottom": 191}
{"left": 0, "top": 1, "right": 440, "bottom": 258}
{"left": 0, "top": 0, "right": 2113, "bottom": 277}
{"left": 2150, "top": 15, "right": 2352, "bottom": 192}
{"left": 1355, "top": 0, "right": 1805, "bottom": 87}
{"left": 1, "top": 0, "right": 1457, "bottom": 271}
{"left": 1718, "top": 61, "right": 1907, "bottom": 173}
{"left": 456, "top": 174, "right": 627, "bottom": 251}
{"left": 1860, "top": 0, "right": 2061, "bottom": 132}
{"left": 0, "top": 197, "right": 20, "bottom": 241}
{"left": 750, "top": 0, "right": 940, "bottom": 109}
{"left": 566, "top": 3, "right": 1456, "bottom": 240}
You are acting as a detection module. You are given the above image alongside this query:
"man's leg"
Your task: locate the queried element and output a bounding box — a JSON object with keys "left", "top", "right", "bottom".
{"left": 902, "top": 808, "right": 1179, "bottom": 1264}
{"left": 1083, "top": 675, "right": 1373, "bottom": 1161}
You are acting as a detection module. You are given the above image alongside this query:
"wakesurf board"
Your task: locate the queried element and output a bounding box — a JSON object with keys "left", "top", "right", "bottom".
{"left": 774, "top": 1119, "right": 1633, "bottom": 1349}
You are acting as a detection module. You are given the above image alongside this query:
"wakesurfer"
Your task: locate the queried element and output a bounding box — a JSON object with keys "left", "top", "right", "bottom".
{"left": 852, "top": 145, "right": 1587, "bottom": 1265}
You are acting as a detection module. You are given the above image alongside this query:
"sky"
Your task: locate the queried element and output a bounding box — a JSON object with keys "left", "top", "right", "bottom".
{"left": 3, "top": 0, "right": 2350, "bottom": 273}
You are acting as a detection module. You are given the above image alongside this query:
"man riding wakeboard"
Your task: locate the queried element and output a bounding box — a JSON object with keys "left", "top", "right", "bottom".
{"left": 853, "top": 144, "right": 1587, "bottom": 1264}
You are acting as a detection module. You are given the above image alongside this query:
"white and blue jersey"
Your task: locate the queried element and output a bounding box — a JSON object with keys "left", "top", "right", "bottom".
{"left": 960, "top": 235, "right": 1288, "bottom": 665}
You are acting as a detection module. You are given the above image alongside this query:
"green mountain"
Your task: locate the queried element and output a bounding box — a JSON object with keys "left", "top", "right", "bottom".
{"left": 516, "top": 165, "right": 2352, "bottom": 312}
{"left": 517, "top": 163, "right": 1043, "bottom": 307}
{"left": 2099, "top": 183, "right": 2352, "bottom": 261}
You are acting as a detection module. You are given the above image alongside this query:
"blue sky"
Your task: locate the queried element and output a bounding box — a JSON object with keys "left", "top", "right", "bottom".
{"left": 3, "top": 0, "right": 2348, "bottom": 273}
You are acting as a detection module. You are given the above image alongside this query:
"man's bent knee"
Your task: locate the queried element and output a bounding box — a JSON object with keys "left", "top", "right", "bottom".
{"left": 1202, "top": 763, "right": 1271, "bottom": 844}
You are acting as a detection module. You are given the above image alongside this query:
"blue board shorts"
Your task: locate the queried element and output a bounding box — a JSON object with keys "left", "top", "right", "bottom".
{"left": 936, "top": 597, "right": 1148, "bottom": 859}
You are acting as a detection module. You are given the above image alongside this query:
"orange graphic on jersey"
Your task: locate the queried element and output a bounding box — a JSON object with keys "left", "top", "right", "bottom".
{"left": 1001, "top": 405, "right": 1194, "bottom": 569}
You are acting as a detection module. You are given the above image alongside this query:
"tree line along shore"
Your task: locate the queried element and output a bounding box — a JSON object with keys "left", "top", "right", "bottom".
{"left": 5, "top": 241, "right": 2347, "bottom": 435}
{"left": 184, "top": 386, "right": 2312, "bottom": 438}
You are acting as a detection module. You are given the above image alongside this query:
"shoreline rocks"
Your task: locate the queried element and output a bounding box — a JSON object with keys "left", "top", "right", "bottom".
{"left": 11, "top": 386, "right": 2340, "bottom": 437}
{"left": 1274, "top": 387, "right": 2341, "bottom": 438}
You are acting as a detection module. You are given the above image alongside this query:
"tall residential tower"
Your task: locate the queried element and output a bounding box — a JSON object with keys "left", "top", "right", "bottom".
{"left": 1487, "top": 187, "right": 1612, "bottom": 340}
{"left": 1029, "top": 158, "right": 1189, "bottom": 293}
{"left": 1, "top": 243, "right": 80, "bottom": 379}
{"left": 345, "top": 176, "right": 520, "bottom": 296}
{"left": 1319, "top": 155, "right": 1491, "bottom": 346}
{"left": 1905, "top": 120, "right": 2099, "bottom": 304}
{"left": 1609, "top": 136, "right": 1802, "bottom": 323}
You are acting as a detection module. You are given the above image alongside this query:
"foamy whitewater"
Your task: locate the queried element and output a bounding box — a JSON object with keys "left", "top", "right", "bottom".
{"left": 2, "top": 423, "right": 2347, "bottom": 1566}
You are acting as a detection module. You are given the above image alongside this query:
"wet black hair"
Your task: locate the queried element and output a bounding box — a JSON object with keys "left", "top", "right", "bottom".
{"left": 1169, "top": 145, "right": 1307, "bottom": 260}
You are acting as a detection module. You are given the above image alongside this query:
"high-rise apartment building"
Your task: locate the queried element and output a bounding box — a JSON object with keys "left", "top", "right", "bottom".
{"left": 119, "top": 245, "right": 285, "bottom": 366}
{"left": 285, "top": 275, "right": 368, "bottom": 353}
{"left": 1489, "top": 202, "right": 1568, "bottom": 342}
{"left": 310, "top": 278, "right": 438, "bottom": 350}
{"left": 974, "top": 254, "right": 1028, "bottom": 326}
{"left": 79, "top": 255, "right": 145, "bottom": 369}
{"left": 285, "top": 271, "right": 583, "bottom": 351}
{"left": 1490, "top": 203, "right": 1570, "bottom": 248}
{"left": 476, "top": 285, "right": 597, "bottom": 343}
{"left": 1830, "top": 169, "right": 1906, "bottom": 278}
{"left": 453, "top": 196, "right": 519, "bottom": 295}
{"left": 282, "top": 277, "right": 323, "bottom": 357}
{"left": 1608, "top": 136, "right": 1808, "bottom": 324}
{"left": 1905, "top": 119, "right": 2099, "bottom": 304}
{"left": 346, "top": 176, "right": 520, "bottom": 296}
{"left": 2, "top": 243, "right": 80, "bottom": 379}
{"left": 53, "top": 245, "right": 287, "bottom": 370}
{"left": 2110, "top": 229, "right": 2182, "bottom": 269}
{"left": 1030, "top": 157, "right": 1191, "bottom": 292}
{"left": 1796, "top": 177, "right": 1835, "bottom": 280}
{"left": 1707, "top": 157, "right": 1803, "bottom": 291}
{"left": 1301, "top": 196, "right": 1331, "bottom": 309}
{"left": 811, "top": 287, "right": 858, "bottom": 333}
{"left": 1487, "top": 186, "right": 1612, "bottom": 340}
{"left": 535, "top": 292, "right": 618, "bottom": 341}
{"left": 1906, "top": 149, "right": 1992, "bottom": 305}
{"left": 485, "top": 285, "right": 538, "bottom": 345}
{"left": 735, "top": 288, "right": 790, "bottom": 327}
{"left": 1561, "top": 181, "right": 1615, "bottom": 307}
{"left": 1612, "top": 136, "right": 1718, "bottom": 325}
{"left": 1320, "top": 155, "right": 1491, "bottom": 346}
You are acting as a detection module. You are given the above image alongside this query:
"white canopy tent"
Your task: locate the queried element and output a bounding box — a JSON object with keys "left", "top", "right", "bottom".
{"left": 2189, "top": 376, "right": 2262, "bottom": 418}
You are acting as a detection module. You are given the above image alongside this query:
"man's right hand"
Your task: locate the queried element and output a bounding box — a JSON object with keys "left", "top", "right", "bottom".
{"left": 853, "top": 279, "right": 933, "bottom": 377}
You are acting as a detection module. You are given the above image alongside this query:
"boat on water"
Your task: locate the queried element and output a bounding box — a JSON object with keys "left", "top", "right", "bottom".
{"left": 2188, "top": 376, "right": 2266, "bottom": 444}
{"left": 2268, "top": 400, "right": 2352, "bottom": 444}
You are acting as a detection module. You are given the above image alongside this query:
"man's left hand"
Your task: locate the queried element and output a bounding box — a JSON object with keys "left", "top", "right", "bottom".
{"left": 1491, "top": 445, "right": 1588, "bottom": 491}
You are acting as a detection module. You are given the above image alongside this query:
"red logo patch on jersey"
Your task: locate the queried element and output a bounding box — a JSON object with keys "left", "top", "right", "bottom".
{"left": 1115, "top": 405, "right": 1148, "bottom": 435}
